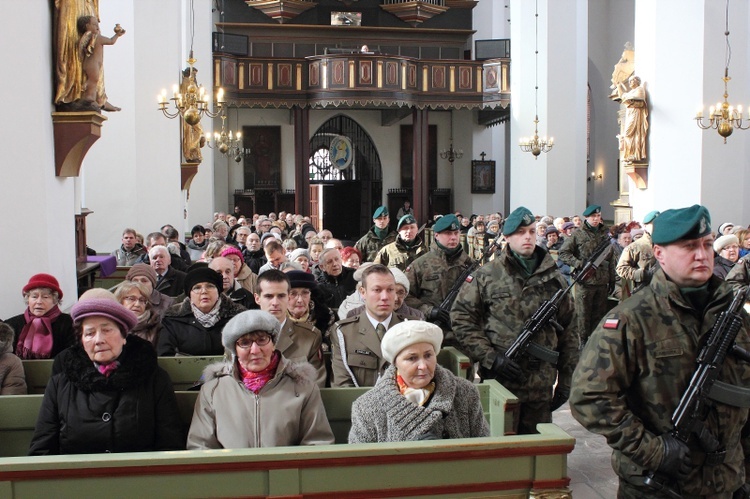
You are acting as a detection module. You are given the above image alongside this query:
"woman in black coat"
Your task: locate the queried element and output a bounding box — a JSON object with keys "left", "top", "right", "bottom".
{"left": 29, "top": 294, "right": 185, "bottom": 455}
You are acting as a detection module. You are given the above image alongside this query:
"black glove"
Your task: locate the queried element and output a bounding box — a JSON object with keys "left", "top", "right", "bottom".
{"left": 491, "top": 353, "right": 523, "bottom": 382}
{"left": 428, "top": 307, "right": 451, "bottom": 326}
{"left": 550, "top": 386, "right": 570, "bottom": 411}
{"left": 657, "top": 434, "right": 692, "bottom": 481}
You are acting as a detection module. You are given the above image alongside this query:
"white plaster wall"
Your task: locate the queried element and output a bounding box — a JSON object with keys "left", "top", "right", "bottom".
{"left": 0, "top": 0, "right": 78, "bottom": 316}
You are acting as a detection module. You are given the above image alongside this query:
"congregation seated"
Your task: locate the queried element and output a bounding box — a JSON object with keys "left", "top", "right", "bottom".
{"left": 110, "top": 227, "right": 146, "bottom": 266}
{"left": 209, "top": 256, "right": 256, "bottom": 310}
{"left": 124, "top": 263, "right": 174, "bottom": 320}
{"left": 0, "top": 322, "right": 27, "bottom": 395}
{"left": 186, "top": 225, "right": 208, "bottom": 261}
{"left": 163, "top": 226, "right": 192, "bottom": 265}
{"left": 187, "top": 310, "right": 334, "bottom": 449}
{"left": 135, "top": 231, "right": 187, "bottom": 271}
{"left": 114, "top": 280, "right": 162, "bottom": 348}
{"left": 150, "top": 245, "right": 187, "bottom": 298}
{"left": 220, "top": 246, "right": 257, "bottom": 295}
{"left": 5, "top": 274, "right": 75, "bottom": 360}
{"left": 316, "top": 248, "right": 357, "bottom": 309}
{"left": 241, "top": 230, "right": 267, "bottom": 274}
{"left": 339, "top": 264, "right": 424, "bottom": 321}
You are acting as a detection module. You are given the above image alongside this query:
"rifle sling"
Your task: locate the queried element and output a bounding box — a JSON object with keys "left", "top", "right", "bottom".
{"left": 707, "top": 380, "right": 750, "bottom": 408}
{"left": 527, "top": 342, "right": 559, "bottom": 365}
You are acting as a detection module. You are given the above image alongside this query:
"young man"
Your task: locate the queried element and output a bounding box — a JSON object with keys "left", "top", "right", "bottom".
{"left": 374, "top": 214, "right": 427, "bottom": 271}
{"left": 355, "top": 206, "right": 397, "bottom": 263}
{"left": 111, "top": 228, "right": 146, "bottom": 266}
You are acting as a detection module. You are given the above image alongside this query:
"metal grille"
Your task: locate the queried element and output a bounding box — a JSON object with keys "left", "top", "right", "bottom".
{"left": 309, "top": 115, "right": 382, "bottom": 182}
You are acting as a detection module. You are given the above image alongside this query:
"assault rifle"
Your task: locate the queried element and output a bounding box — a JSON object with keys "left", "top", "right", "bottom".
{"left": 503, "top": 238, "right": 612, "bottom": 366}
{"left": 644, "top": 285, "right": 750, "bottom": 498}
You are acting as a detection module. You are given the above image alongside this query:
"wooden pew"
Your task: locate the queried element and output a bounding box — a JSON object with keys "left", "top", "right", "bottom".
{"left": 91, "top": 265, "right": 131, "bottom": 292}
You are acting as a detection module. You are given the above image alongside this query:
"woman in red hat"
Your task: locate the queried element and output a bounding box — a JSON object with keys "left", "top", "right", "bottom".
{"left": 4, "top": 274, "right": 75, "bottom": 359}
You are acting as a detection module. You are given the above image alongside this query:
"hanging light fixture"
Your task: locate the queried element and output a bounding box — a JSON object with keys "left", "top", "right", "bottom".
{"left": 519, "top": 0, "right": 554, "bottom": 158}
{"left": 206, "top": 109, "right": 243, "bottom": 162}
{"left": 695, "top": 0, "right": 749, "bottom": 143}
{"left": 157, "top": 0, "right": 225, "bottom": 125}
{"left": 440, "top": 111, "right": 463, "bottom": 165}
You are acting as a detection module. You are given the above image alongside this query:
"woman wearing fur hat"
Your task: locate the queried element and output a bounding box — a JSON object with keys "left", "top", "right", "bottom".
{"left": 187, "top": 310, "right": 334, "bottom": 449}
{"left": 349, "top": 321, "right": 489, "bottom": 443}
{"left": 4, "top": 274, "right": 75, "bottom": 359}
{"left": 28, "top": 294, "right": 184, "bottom": 455}
{"left": 0, "top": 322, "right": 26, "bottom": 395}
{"left": 157, "top": 267, "right": 246, "bottom": 356}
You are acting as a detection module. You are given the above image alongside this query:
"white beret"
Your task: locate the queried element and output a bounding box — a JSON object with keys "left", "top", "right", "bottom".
{"left": 381, "top": 320, "right": 442, "bottom": 364}
{"left": 389, "top": 267, "right": 410, "bottom": 294}
{"left": 222, "top": 310, "right": 280, "bottom": 356}
{"left": 714, "top": 234, "right": 739, "bottom": 254}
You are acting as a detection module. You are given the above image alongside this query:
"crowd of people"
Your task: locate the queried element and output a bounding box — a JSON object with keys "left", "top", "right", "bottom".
{"left": 3, "top": 202, "right": 750, "bottom": 497}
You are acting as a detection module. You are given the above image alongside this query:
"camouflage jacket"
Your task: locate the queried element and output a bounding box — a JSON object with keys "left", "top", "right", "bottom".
{"left": 373, "top": 235, "right": 428, "bottom": 271}
{"left": 355, "top": 227, "right": 397, "bottom": 263}
{"left": 726, "top": 254, "right": 750, "bottom": 292}
{"left": 615, "top": 231, "right": 655, "bottom": 283}
{"left": 558, "top": 223, "right": 616, "bottom": 287}
{"left": 450, "top": 245, "right": 579, "bottom": 401}
{"left": 405, "top": 246, "right": 472, "bottom": 318}
{"left": 570, "top": 270, "right": 750, "bottom": 496}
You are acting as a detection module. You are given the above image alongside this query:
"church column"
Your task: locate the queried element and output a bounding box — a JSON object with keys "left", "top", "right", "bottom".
{"left": 293, "top": 106, "right": 310, "bottom": 215}
{"left": 412, "top": 108, "right": 430, "bottom": 223}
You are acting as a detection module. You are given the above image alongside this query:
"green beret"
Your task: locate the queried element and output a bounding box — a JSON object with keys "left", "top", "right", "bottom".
{"left": 373, "top": 206, "right": 388, "bottom": 219}
{"left": 433, "top": 214, "right": 460, "bottom": 233}
{"left": 397, "top": 214, "right": 417, "bottom": 230}
{"left": 643, "top": 210, "right": 660, "bottom": 224}
{"left": 582, "top": 205, "right": 602, "bottom": 217}
{"left": 651, "top": 204, "right": 712, "bottom": 245}
{"left": 503, "top": 206, "right": 535, "bottom": 236}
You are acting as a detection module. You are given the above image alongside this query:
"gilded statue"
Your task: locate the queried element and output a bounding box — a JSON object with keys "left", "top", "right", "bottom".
{"left": 616, "top": 75, "right": 649, "bottom": 163}
{"left": 181, "top": 67, "right": 206, "bottom": 164}
{"left": 609, "top": 42, "right": 634, "bottom": 100}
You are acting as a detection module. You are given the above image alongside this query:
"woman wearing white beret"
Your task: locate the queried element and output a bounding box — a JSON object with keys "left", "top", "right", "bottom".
{"left": 348, "top": 321, "right": 490, "bottom": 443}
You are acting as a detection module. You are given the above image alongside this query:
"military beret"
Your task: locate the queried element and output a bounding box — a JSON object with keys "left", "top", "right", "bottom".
{"left": 433, "top": 214, "right": 460, "bottom": 233}
{"left": 582, "top": 205, "right": 602, "bottom": 217}
{"left": 503, "top": 206, "right": 535, "bottom": 236}
{"left": 397, "top": 214, "right": 417, "bottom": 231}
{"left": 643, "top": 210, "right": 660, "bottom": 225}
{"left": 651, "top": 204, "right": 712, "bottom": 245}
{"left": 373, "top": 206, "right": 388, "bottom": 219}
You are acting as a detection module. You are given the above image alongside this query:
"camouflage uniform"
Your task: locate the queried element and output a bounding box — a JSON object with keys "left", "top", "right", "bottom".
{"left": 405, "top": 245, "right": 473, "bottom": 347}
{"left": 355, "top": 227, "right": 397, "bottom": 263}
{"left": 450, "top": 245, "right": 580, "bottom": 434}
{"left": 558, "top": 222, "right": 616, "bottom": 342}
{"left": 616, "top": 231, "right": 656, "bottom": 300}
{"left": 374, "top": 235, "right": 427, "bottom": 271}
{"left": 570, "top": 270, "right": 750, "bottom": 497}
{"left": 726, "top": 255, "right": 750, "bottom": 292}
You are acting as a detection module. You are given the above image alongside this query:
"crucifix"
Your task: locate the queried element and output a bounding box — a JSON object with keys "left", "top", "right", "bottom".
{"left": 480, "top": 152, "right": 487, "bottom": 161}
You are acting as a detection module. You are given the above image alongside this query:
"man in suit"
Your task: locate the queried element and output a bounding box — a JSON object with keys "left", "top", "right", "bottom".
{"left": 149, "top": 245, "right": 186, "bottom": 298}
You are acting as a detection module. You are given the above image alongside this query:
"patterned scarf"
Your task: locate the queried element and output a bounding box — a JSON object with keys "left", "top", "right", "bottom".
{"left": 396, "top": 372, "right": 435, "bottom": 407}
{"left": 16, "top": 306, "right": 61, "bottom": 359}
{"left": 237, "top": 351, "right": 280, "bottom": 394}
{"left": 191, "top": 298, "right": 222, "bottom": 328}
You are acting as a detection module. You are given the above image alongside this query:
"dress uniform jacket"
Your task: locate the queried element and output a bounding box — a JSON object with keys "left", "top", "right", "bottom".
{"left": 276, "top": 319, "right": 325, "bottom": 388}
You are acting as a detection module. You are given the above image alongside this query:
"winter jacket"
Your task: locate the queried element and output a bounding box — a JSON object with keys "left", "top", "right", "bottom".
{"left": 5, "top": 311, "right": 75, "bottom": 359}
{"left": 186, "top": 356, "right": 334, "bottom": 449}
{"left": 243, "top": 248, "right": 267, "bottom": 275}
{"left": 111, "top": 244, "right": 147, "bottom": 266}
{"left": 186, "top": 240, "right": 207, "bottom": 261}
{"left": 316, "top": 266, "right": 357, "bottom": 310}
{"left": 0, "top": 323, "right": 26, "bottom": 395}
{"left": 29, "top": 336, "right": 185, "bottom": 455}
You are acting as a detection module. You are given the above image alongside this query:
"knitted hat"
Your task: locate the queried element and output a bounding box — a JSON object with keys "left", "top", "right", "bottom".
{"left": 652, "top": 205, "right": 712, "bottom": 245}
{"left": 503, "top": 207, "right": 535, "bottom": 236}
{"left": 389, "top": 267, "right": 410, "bottom": 293}
{"left": 126, "top": 264, "right": 157, "bottom": 288}
{"left": 287, "top": 270, "right": 317, "bottom": 289}
{"left": 71, "top": 298, "right": 138, "bottom": 334}
{"left": 562, "top": 222, "right": 575, "bottom": 231}
{"left": 222, "top": 310, "right": 280, "bottom": 356}
{"left": 290, "top": 248, "right": 310, "bottom": 262}
{"left": 381, "top": 321, "right": 442, "bottom": 364}
{"left": 545, "top": 227, "right": 560, "bottom": 237}
{"left": 220, "top": 246, "right": 244, "bottom": 263}
{"left": 433, "top": 214, "right": 460, "bottom": 233}
{"left": 23, "top": 274, "right": 63, "bottom": 299}
{"left": 582, "top": 205, "right": 602, "bottom": 217}
{"left": 373, "top": 206, "right": 388, "bottom": 219}
{"left": 397, "top": 214, "right": 417, "bottom": 231}
{"left": 183, "top": 267, "right": 224, "bottom": 296}
{"left": 643, "top": 210, "right": 660, "bottom": 225}
{"left": 714, "top": 234, "right": 739, "bottom": 254}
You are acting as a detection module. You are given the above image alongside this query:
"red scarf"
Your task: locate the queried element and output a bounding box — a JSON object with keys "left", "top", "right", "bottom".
{"left": 237, "top": 352, "right": 280, "bottom": 394}
{"left": 16, "top": 306, "right": 61, "bottom": 359}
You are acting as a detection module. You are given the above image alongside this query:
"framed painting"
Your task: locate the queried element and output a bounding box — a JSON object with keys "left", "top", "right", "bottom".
{"left": 471, "top": 160, "right": 495, "bottom": 194}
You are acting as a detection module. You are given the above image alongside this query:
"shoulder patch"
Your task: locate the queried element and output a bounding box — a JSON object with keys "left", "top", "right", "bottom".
{"left": 602, "top": 314, "right": 620, "bottom": 330}
{"left": 465, "top": 275, "right": 474, "bottom": 283}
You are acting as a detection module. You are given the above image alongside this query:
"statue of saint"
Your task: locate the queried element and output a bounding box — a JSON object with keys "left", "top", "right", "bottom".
{"left": 181, "top": 67, "right": 206, "bottom": 164}
{"left": 617, "top": 75, "right": 649, "bottom": 163}
{"left": 609, "top": 42, "right": 635, "bottom": 100}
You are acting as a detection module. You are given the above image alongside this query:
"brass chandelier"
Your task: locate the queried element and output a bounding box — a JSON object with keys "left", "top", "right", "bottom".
{"left": 206, "top": 110, "right": 243, "bottom": 162}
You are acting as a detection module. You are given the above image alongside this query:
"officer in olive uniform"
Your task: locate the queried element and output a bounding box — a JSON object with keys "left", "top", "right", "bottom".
{"left": 329, "top": 264, "right": 413, "bottom": 387}
{"left": 355, "top": 206, "right": 398, "bottom": 263}
{"left": 558, "top": 204, "right": 617, "bottom": 343}
{"left": 405, "top": 214, "right": 473, "bottom": 348}
{"left": 571, "top": 205, "right": 750, "bottom": 498}
{"left": 374, "top": 214, "right": 427, "bottom": 271}
{"left": 451, "top": 207, "right": 580, "bottom": 435}
{"left": 616, "top": 210, "right": 660, "bottom": 300}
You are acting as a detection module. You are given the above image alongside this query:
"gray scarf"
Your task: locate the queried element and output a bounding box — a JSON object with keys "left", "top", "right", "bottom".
{"left": 191, "top": 298, "right": 222, "bottom": 328}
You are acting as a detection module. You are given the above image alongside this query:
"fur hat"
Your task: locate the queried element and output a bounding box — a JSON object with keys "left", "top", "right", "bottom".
{"left": 126, "top": 264, "right": 157, "bottom": 288}
{"left": 389, "top": 267, "right": 410, "bottom": 294}
{"left": 70, "top": 298, "right": 138, "bottom": 334}
{"left": 381, "top": 321, "right": 442, "bottom": 364}
{"left": 222, "top": 310, "right": 280, "bottom": 356}
{"left": 184, "top": 267, "right": 224, "bottom": 296}
{"left": 23, "top": 274, "right": 63, "bottom": 299}
{"left": 287, "top": 270, "right": 317, "bottom": 289}
{"left": 714, "top": 234, "right": 739, "bottom": 254}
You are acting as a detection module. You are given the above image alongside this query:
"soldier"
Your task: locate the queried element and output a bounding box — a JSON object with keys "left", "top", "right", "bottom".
{"left": 558, "top": 204, "right": 617, "bottom": 343}
{"left": 405, "top": 214, "right": 472, "bottom": 348}
{"left": 616, "top": 210, "right": 659, "bottom": 300}
{"left": 355, "top": 206, "right": 397, "bottom": 263}
{"left": 451, "top": 207, "right": 579, "bottom": 434}
{"left": 254, "top": 270, "right": 326, "bottom": 387}
{"left": 374, "top": 214, "right": 427, "bottom": 271}
{"left": 329, "top": 264, "right": 412, "bottom": 387}
{"left": 726, "top": 252, "right": 750, "bottom": 292}
{"left": 570, "top": 205, "right": 750, "bottom": 498}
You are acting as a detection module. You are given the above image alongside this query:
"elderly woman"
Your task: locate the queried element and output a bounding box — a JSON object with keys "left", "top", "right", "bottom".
{"left": 158, "top": 267, "right": 245, "bottom": 356}
{"left": 114, "top": 281, "right": 161, "bottom": 348}
{"left": 340, "top": 246, "right": 362, "bottom": 269}
{"left": 28, "top": 294, "right": 184, "bottom": 454}
{"left": 349, "top": 321, "right": 489, "bottom": 443}
{"left": 5, "top": 274, "right": 75, "bottom": 359}
{"left": 714, "top": 234, "right": 740, "bottom": 279}
{"left": 289, "top": 248, "right": 311, "bottom": 273}
{"left": 286, "top": 271, "right": 336, "bottom": 335}
{"left": 125, "top": 263, "right": 174, "bottom": 320}
{"left": 187, "top": 310, "right": 334, "bottom": 448}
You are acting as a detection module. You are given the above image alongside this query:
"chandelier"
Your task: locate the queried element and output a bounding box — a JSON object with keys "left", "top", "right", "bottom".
{"left": 519, "top": 0, "right": 554, "bottom": 158}
{"left": 440, "top": 111, "right": 463, "bottom": 165}
{"left": 206, "top": 110, "right": 244, "bottom": 162}
{"left": 695, "top": 0, "right": 749, "bottom": 143}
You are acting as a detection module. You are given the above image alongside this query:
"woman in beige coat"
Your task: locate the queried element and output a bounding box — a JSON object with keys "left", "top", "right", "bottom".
{"left": 187, "top": 310, "right": 334, "bottom": 449}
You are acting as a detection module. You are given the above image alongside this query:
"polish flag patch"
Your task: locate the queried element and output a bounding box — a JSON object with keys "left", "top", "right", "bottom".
{"left": 603, "top": 315, "right": 620, "bottom": 329}
{"left": 465, "top": 275, "right": 474, "bottom": 283}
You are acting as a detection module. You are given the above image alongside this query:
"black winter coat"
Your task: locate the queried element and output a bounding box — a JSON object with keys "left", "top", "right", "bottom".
{"left": 29, "top": 336, "right": 185, "bottom": 455}
{"left": 5, "top": 311, "right": 75, "bottom": 359}
{"left": 316, "top": 267, "right": 357, "bottom": 309}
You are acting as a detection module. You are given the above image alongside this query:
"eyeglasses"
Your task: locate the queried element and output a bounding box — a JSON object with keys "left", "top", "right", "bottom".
{"left": 123, "top": 296, "right": 148, "bottom": 305}
{"left": 290, "top": 289, "right": 311, "bottom": 299}
{"left": 191, "top": 284, "right": 217, "bottom": 294}
{"left": 236, "top": 334, "right": 272, "bottom": 349}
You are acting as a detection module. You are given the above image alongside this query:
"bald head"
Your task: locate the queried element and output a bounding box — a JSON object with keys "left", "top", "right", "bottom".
{"left": 209, "top": 256, "right": 235, "bottom": 293}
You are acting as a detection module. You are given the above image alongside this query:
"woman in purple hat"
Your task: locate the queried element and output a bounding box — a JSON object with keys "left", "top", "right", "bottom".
{"left": 29, "top": 293, "right": 185, "bottom": 455}
{"left": 4, "top": 273, "right": 75, "bottom": 359}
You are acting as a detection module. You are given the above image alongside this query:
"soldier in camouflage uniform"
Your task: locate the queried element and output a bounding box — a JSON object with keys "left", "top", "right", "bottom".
{"left": 616, "top": 210, "right": 659, "bottom": 300}
{"left": 570, "top": 204, "right": 750, "bottom": 498}
{"left": 374, "top": 214, "right": 427, "bottom": 271}
{"left": 355, "top": 206, "right": 397, "bottom": 263}
{"left": 558, "top": 204, "right": 617, "bottom": 343}
{"left": 726, "top": 254, "right": 750, "bottom": 292}
{"left": 451, "top": 207, "right": 580, "bottom": 435}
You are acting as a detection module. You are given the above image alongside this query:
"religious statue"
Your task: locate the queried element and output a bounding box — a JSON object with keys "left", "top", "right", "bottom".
{"left": 181, "top": 67, "right": 206, "bottom": 164}
{"left": 616, "top": 75, "right": 649, "bottom": 163}
{"left": 609, "top": 42, "right": 634, "bottom": 100}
